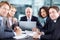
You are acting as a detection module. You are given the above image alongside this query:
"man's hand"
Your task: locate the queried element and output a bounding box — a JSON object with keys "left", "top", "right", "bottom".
{"left": 33, "top": 31, "right": 44, "bottom": 39}
{"left": 33, "top": 32, "right": 42, "bottom": 39}
{"left": 32, "top": 27, "right": 40, "bottom": 32}
{"left": 32, "top": 27, "right": 40, "bottom": 34}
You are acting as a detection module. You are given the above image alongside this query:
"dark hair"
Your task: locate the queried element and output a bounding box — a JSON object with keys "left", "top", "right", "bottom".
{"left": 38, "top": 6, "right": 49, "bottom": 18}
{"left": 49, "top": 6, "right": 59, "bottom": 12}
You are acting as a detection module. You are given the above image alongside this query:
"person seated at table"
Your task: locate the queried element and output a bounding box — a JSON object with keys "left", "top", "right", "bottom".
{"left": 33, "top": 6, "right": 60, "bottom": 40}
{"left": 20, "top": 7, "right": 42, "bottom": 31}
{"left": 38, "top": 6, "right": 49, "bottom": 27}
{"left": 6, "top": 5, "right": 16, "bottom": 29}
{"left": 12, "top": 23, "right": 22, "bottom": 35}
{"left": 6, "top": 5, "right": 20, "bottom": 32}
{"left": 37, "top": 6, "right": 51, "bottom": 35}
{"left": 0, "top": 1, "right": 22, "bottom": 39}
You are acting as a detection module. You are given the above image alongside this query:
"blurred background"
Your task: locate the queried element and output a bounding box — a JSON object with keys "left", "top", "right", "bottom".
{"left": 0, "top": 0, "right": 60, "bottom": 20}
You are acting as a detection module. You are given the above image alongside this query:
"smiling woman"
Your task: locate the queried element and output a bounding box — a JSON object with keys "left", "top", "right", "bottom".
{"left": 6, "top": 5, "right": 17, "bottom": 29}
{"left": 38, "top": 6, "right": 49, "bottom": 27}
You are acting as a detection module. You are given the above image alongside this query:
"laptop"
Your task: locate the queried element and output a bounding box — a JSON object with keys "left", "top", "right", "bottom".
{"left": 19, "top": 21, "right": 36, "bottom": 31}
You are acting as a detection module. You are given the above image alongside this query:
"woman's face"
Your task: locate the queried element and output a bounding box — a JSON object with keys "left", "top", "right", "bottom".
{"left": 41, "top": 9, "right": 47, "bottom": 18}
{"left": 9, "top": 8, "right": 16, "bottom": 17}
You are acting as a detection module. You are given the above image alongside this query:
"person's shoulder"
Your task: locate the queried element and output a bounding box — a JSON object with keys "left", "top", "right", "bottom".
{"left": 32, "top": 16, "right": 38, "bottom": 18}
{"left": 46, "top": 17, "right": 51, "bottom": 21}
{"left": 57, "top": 16, "right": 60, "bottom": 21}
{"left": 21, "top": 16, "right": 26, "bottom": 18}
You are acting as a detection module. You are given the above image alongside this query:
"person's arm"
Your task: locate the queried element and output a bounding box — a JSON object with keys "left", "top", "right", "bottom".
{"left": 0, "top": 26, "right": 22, "bottom": 38}
{"left": 0, "top": 27, "right": 15, "bottom": 38}
{"left": 13, "top": 26, "right": 22, "bottom": 36}
{"left": 20, "top": 17, "right": 23, "bottom": 21}
{"left": 2, "top": 31, "right": 15, "bottom": 38}
{"left": 36, "top": 17, "right": 42, "bottom": 31}
{"left": 40, "top": 34, "right": 52, "bottom": 40}
{"left": 33, "top": 32, "right": 52, "bottom": 40}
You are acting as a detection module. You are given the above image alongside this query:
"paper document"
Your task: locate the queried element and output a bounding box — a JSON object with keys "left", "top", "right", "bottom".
{"left": 25, "top": 30, "right": 37, "bottom": 36}
{"left": 13, "top": 34, "right": 27, "bottom": 39}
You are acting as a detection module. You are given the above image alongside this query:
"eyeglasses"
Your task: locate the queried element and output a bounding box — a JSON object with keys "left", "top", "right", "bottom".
{"left": 1, "top": 7, "right": 9, "bottom": 11}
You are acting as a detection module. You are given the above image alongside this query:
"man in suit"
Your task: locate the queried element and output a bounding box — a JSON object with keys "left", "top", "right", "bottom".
{"left": 33, "top": 6, "right": 60, "bottom": 40}
{"left": 0, "top": 1, "right": 21, "bottom": 39}
{"left": 20, "top": 7, "right": 42, "bottom": 30}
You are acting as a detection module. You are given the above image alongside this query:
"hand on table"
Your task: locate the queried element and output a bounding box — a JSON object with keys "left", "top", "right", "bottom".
{"left": 14, "top": 26, "right": 22, "bottom": 36}
{"left": 33, "top": 31, "right": 44, "bottom": 39}
{"left": 33, "top": 32, "right": 42, "bottom": 39}
{"left": 32, "top": 27, "right": 40, "bottom": 34}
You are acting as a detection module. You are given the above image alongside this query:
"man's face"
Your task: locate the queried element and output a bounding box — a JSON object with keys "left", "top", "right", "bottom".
{"left": 25, "top": 7, "right": 32, "bottom": 18}
{"left": 49, "top": 8, "right": 59, "bottom": 20}
{"left": 0, "top": 4, "right": 9, "bottom": 17}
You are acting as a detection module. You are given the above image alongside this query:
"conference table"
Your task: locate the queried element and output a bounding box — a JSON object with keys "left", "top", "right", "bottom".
{"left": 0, "top": 31, "right": 39, "bottom": 40}
{"left": 0, "top": 36, "right": 39, "bottom": 40}
{"left": 13, "top": 31, "right": 39, "bottom": 40}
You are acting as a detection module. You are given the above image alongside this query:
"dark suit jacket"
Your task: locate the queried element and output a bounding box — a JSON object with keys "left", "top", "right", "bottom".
{"left": 20, "top": 16, "right": 42, "bottom": 29}
{"left": 40, "top": 17, "right": 51, "bottom": 32}
{"left": 40, "top": 17, "right": 60, "bottom": 40}
{"left": 0, "top": 16, "right": 15, "bottom": 39}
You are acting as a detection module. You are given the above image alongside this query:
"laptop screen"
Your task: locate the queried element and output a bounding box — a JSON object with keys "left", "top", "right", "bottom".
{"left": 19, "top": 21, "right": 36, "bottom": 31}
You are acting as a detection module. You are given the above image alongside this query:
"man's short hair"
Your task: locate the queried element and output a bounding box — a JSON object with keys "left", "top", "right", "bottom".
{"left": 49, "top": 6, "right": 59, "bottom": 12}
{"left": 0, "top": 1, "right": 11, "bottom": 8}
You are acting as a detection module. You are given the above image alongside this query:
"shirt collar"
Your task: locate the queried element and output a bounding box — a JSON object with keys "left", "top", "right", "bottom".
{"left": 27, "top": 15, "right": 32, "bottom": 20}
{"left": 44, "top": 17, "right": 47, "bottom": 21}
{"left": 54, "top": 20, "right": 57, "bottom": 23}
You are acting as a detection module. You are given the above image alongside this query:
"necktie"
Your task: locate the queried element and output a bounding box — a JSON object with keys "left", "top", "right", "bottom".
{"left": 0, "top": 20, "right": 2, "bottom": 26}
